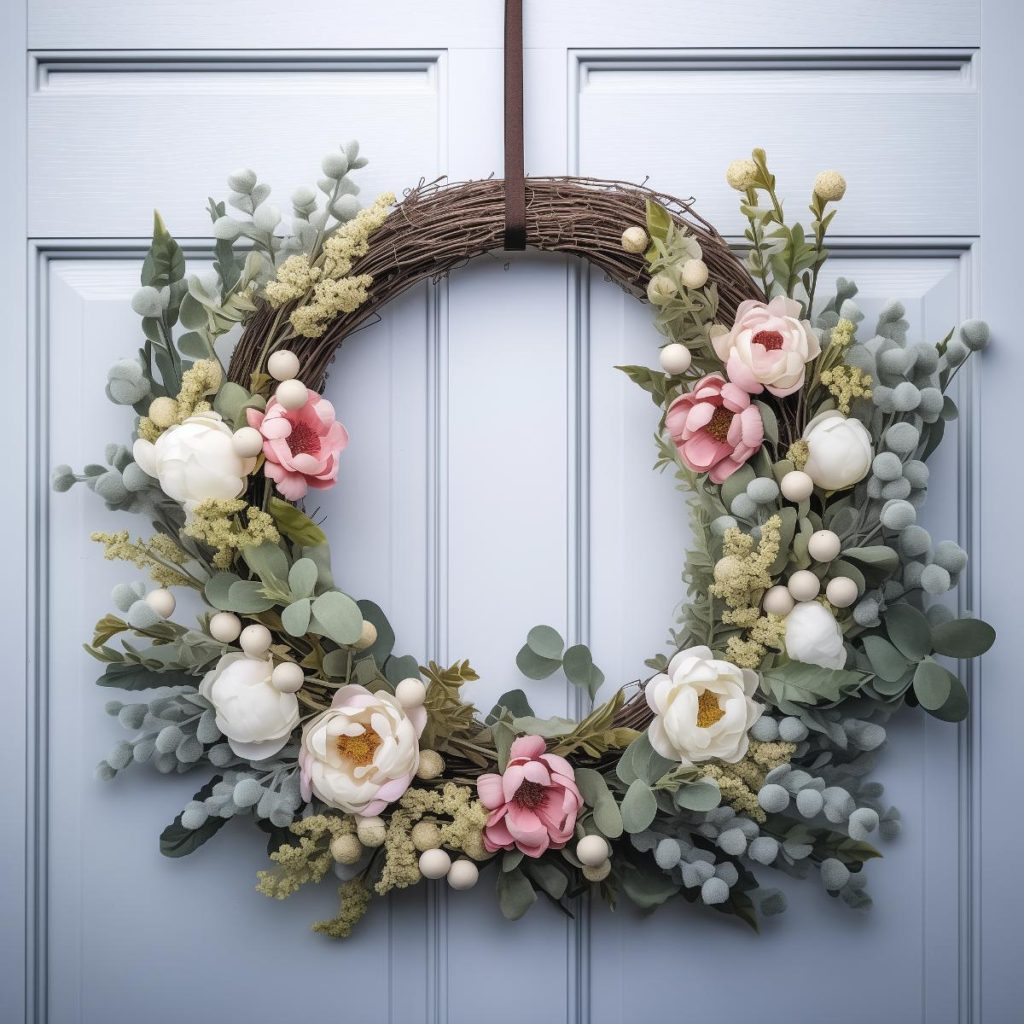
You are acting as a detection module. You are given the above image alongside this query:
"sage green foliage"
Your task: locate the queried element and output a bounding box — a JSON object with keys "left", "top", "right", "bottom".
{"left": 515, "top": 624, "right": 605, "bottom": 700}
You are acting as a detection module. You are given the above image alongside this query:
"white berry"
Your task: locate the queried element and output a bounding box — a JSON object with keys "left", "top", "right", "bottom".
{"left": 239, "top": 623, "right": 272, "bottom": 656}
{"left": 576, "top": 835, "right": 610, "bottom": 867}
{"left": 780, "top": 470, "right": 814, "bottom": 502}
{"left": 808, "top": 529, "right": 842, "bottom": 562}
{"left": 826, "top": 576, "right": 859, "bottom": 608}
{"left": 209, "top": 611, "right": 242, "bottom": 643}
{"left": 144, "top": 588, "right": 176, "bottom": 618}
{"left": 659, "top": 343, "right": 692, "bottom": 375}
{"left": 395, "top": 677, "right": 426, "bottom": 708}
{"left": 620, "top": 226, "right": 649, "bottom": 253}
{"left": 232, "top": 426, "right": 264, "bottom": 458}
{"left": 353, "top": 620, "right": 378, "bottom": 651}
{"left": 679, "top": 258, "right": 709, "bottom": 290}
{"left": 275, "top": 379, "right": 309, "bottom": 410}
{"left": 787, "top": 570, "right": 821, "bottom": 602}
{"left": 418, "top": 848, "right": 452, "bottom": 879}
{"left": 446, "top": 858, "right": 480, "bottom": 890}
{"left": 762, "top": 585, "right": 795, "bottom": 617}
{"left": 271, "top": 662, "right": 304, "bottom": 693}
{"left": 267, "top": 349, "right": 301, "bottom": 381}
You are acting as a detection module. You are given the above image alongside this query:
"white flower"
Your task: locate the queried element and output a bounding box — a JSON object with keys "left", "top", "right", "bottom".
{"left": 645, "top": 646, "right": 763, "bottom": 767}
{"left": 298, "top": 685, "right": 427, "bottom": 816}
{"left": 132, "top": 411, "right": 255, "bottom": 511}
{"left": 199, "top": 653, "right": 299, "bottom": 761}
{"left": 711, "top": 296, "right": 821, "bottom": 398}
{"left": 784, "top": 601, "right": 847, "bottom": 670}
{"left": 802, "top": 410, "right": 873, "bottom": 491}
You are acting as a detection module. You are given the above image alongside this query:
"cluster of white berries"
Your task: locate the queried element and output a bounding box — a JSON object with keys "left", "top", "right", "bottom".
{"left": 762, "top": 527, "right": 857, "bottom": 615}
{"left": 619, "top": 224, "right": 707, "bottom": 377}
{"left": 230, "top": 348, "right": 308, "bottom": 458}
{"left": 417, "top": 849, "right": 480, "bottom": 890}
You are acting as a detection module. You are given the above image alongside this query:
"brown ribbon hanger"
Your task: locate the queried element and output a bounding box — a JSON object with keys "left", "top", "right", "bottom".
{"left": 503, "top": 0, "right": 526, "bottom": 250}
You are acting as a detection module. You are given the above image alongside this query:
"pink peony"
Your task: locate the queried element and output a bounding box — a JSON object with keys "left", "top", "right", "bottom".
{"left": 246, "top": 389, "right": 349, "bottom": 500}
{"left": 665, "top": 373, "right": 764, "bottom": 484}
{"left": 711, "top": 295, "right": 821, "bottom": 398}
{"left": 476, "top": 735, "right": 583, "bottom": 858}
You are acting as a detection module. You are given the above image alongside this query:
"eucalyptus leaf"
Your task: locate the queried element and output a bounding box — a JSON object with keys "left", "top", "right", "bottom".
{"left": 355, "top": 599, "right": 396, "bottom": 666}
{"left": 511, "top": 715, "right": 577, "bottom": 738}
{"left": 525, "top": 860, "right": 568, "bottom": 900}
{"left": 526, "top": 624, "right": 565, "bottom": 661}
{"left": 516, "top": 644, "right": 562, "bottom": 680}
{"left": 205, "top": 572, "right": 241, "bottom": 610}
{"left": 574, "top": 767, "right": 624, "bottom": 838}
{"left": 617, "top": 732, "right": 676, "bottom": 787}
{"left": 497, "top": 868, "right": 537, "bottom": 920}
{"left": 885, "top": 604, "right": 932, "bottom": 661}
{"left": 287, "top": 558, "right": 318, "bottom": 599}
{"left": 310, "top": 591, "right": 364, "bottom": 646}
{"left": 226, "top": 580, "right": 275, "bottom": 614}
{"left": 486, "top": 689, "right": 535, "bottom": 725}
{"left": 674, "top": 779, "right": 722, "bottom": 812}
{"left": 930, "top": 617, "right": 995, "bottom": 659}
{"left": 242, "top": 542, "right": 289, "bottom": 588}
{"left": 281, "top": 598, "right": 312, "bottom": 637}
{"left": 621, "top": 780, "right": 658, "bottom": 833}
{"left": 913, "top": 657, "right": 955, "bottom": 711}
{"left": 862, "top": 636, "right": 911, "bottom": 683}
{"left": 562, "top": 644, "right": 605, "bottom": 700}
{"left": 213, "top": 382, "right": 253, "bottom": 429}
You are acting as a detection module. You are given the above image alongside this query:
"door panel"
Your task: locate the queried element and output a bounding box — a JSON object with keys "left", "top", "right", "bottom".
{"left": 11, "top": 1, "right": 1016, "bottom": 1021}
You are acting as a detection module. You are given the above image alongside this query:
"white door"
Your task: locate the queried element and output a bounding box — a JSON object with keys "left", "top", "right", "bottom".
{"left": 4, "top": 2, "right": 1021, "bottom": 1021}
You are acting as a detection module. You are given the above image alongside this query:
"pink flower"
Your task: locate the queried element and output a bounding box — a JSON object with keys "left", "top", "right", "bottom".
{"left": 246, "top": 389, "right": 349, "bottom": 500}
{"left": 711, "top": 295, "right": 821, "bottom": 397}
{"left": 476, "top": 735, "right": 583, "bottom": 858}
{"left": 665, "top": 373, "right": 764, "bottom": 484}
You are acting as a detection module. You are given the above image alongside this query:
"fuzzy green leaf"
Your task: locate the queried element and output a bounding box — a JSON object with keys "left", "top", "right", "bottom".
{"left": 159, "top": 777, "right": 227, "bottom": 857}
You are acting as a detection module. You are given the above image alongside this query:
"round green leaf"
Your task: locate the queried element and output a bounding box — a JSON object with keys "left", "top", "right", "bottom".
{"left": 621, "top": 779, "right": 658, "bottom": 833}
{"left": 929, "top": 675, "right": 970, "bottom": 722}
{"left": 913, "top": 658, "right": 954, "bottom": 711}
{"left": 281, "top": 598, "right": 311, "bottom": 637}
{"left": 562, "top": 644, "right": 605, "bottom": 699}
{"left": 674, "top": 779, "right": 722, "bottom": 812}
{"left": 526, "top": 625, "right": 564, "bottom": 661}
{"left": 287, "top": 558, "right": 318, "bottom": 599}
{"left": 516, "top": 644, "right": 562, "bottom": 680}
{"left": 310, "top": 590, "right": 363, "bottom": 646}
{"left": 205, "top": 572, "right": 240, "bottom": 611}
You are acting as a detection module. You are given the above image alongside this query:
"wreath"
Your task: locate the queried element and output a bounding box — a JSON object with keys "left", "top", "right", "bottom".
{"left": 54, "top": 143, "right": 995, "bottom": 937}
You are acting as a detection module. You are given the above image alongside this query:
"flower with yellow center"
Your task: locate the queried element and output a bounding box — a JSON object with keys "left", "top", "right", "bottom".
{"left": 299, "top": 684, "right": 427, "bottom": 817}
{"left": 645, "top": 645, "right": 763, "bottom": 767}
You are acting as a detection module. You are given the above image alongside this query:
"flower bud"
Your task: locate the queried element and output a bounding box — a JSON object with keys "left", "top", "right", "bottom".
{"left": 726, "top": 158, "right": 758, "bottom": 191}
{"left": 813, "top": 170, "right": 847, "bottom": 202}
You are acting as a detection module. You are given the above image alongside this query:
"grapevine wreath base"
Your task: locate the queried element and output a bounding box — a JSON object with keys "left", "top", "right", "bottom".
{"left": 56, "top": 143, "right": 994, "bottom": 937}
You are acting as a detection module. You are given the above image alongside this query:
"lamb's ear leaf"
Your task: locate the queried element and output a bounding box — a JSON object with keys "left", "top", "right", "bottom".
{"left": 159, "top": 777, "right": 227, "bottom": 857}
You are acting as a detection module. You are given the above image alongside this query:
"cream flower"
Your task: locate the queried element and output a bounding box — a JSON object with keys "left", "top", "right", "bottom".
{"left": 726, "top": 159, "right": 758, "bottom": 191}
{"left": 199, "top": 653, "right": 299, "bottom": 761}
{"left": 645, "top": 646, "right": 763, "bottom": 767}
{"left": 784, "top": 601, "right": 847, "bottom": 670}
{"left": 132, "top": 411, "right": 255, "bottom": 512}
{"left": 712, "top": 296, "right": 821, "bottom": 398}
{"left": 802, "top": 410, "right": 873, "bottom": 491}
{"left": 299, "top": 684, "right": 426, "bottom": 816}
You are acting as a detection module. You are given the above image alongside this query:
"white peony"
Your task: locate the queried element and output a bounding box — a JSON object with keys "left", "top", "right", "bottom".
{"left": 645, "top": 646, "right": 763, "bottom": 767}
{"left": 802, "top": 410, "right": 873, "bottom": 491}
{"left": 299, "top": 684, "right": 426, "bottom": 816}
{"left": 199, "top": 653, "right": 300, "bottom": 761}
{"left": 784, "top": 601, "right": 848, "bottom": 669}
{"left": 132, "top": 411, "right": 255, "bottom": 512}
